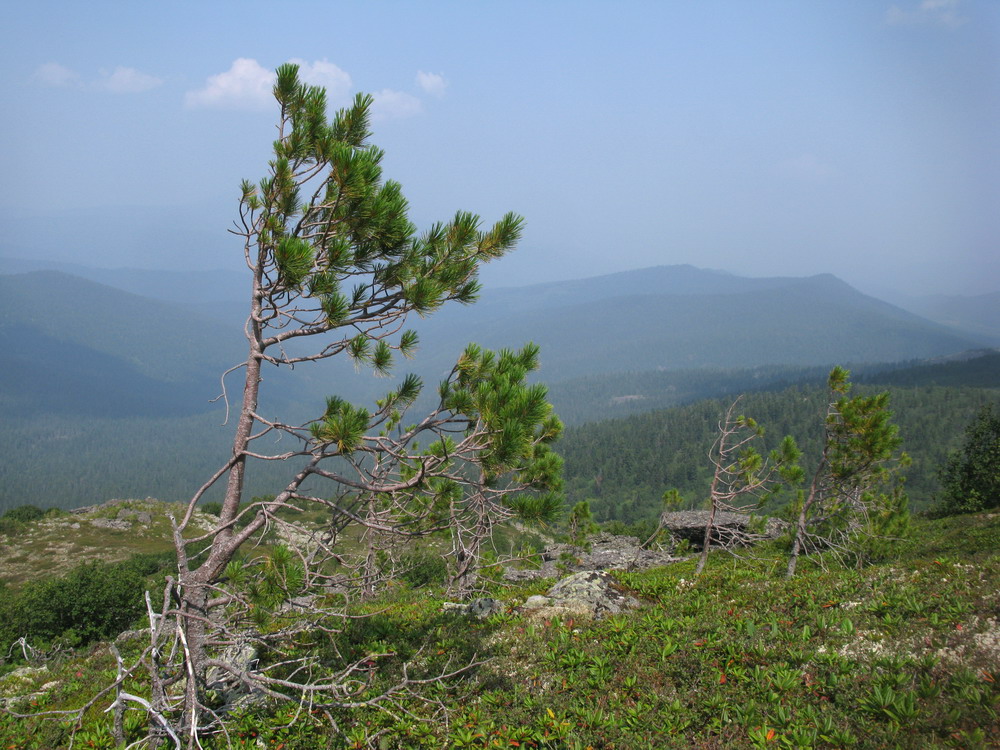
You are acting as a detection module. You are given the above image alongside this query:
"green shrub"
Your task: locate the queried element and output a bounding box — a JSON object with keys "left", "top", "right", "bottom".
{"left": 0, "top": 505, "right": 47, "bottom": 538}
{"left": 567, "top": 500, "right": 599, "bottom": 547}
{"left": 0, "top": 518, "right": 25, "bottom": 538}
{"left": 2, "top": 505, "right": 45, "bottom": 523}
{"left": 399, "top": 548, "right": 448, "bottom": 588}
{"left": 0, "top": 554, "right": 173, "bottom": 657}
{"left": 118, "top": 550, "right": 174, "bottom": 578}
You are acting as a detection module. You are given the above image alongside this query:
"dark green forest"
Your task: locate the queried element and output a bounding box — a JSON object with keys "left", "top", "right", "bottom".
{"left": 0, "top": 412, "right": 311, "bottom": 509}
{"left": 559, "top": 377, "right": 1000, "bottom": 523}
{"left": 2, "top": 353, "right": 997, "bottom": 518}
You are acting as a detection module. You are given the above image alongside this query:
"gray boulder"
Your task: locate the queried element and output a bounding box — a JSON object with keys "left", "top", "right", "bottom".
{"left": 658, "top": 511, "right": 787, "bottom": 549}
{"left": 505, "top": 533, "right": 684, "bottom": 581}
{"left": 442, "top": 597, "right": 502, "bottom": 619}
{"left": 90, "top": 518, "right": 133, "bottom": 530}
{"left": 116, "top": 508, "right": 153, "bottom": 526}
{"left": 521, "top": 570, "right": 642, "bottom": 621}
{"left": 206, "top": 637, "right": 263, "bottom": 709}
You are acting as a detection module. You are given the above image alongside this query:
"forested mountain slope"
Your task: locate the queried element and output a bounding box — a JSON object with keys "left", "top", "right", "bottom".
{"left": 548, "top": 364, "right": 858, "bottom": 426}
{"left": 2, "top": 262, "right": 986, "bottom": 389}
{"left": 0, "top": 271, "right": 328, "bottom": 418}
{"left": 0, "top": 272, "right": 241, "bottom": 417}
{"left": 557, "top": 354, "right": 1000, "bottom": 523}
{"left": 0, "top": 256, "right": 246, "bottom": 307}
{"left": 410, "top": 267, "right": 985, "bottom": 380}
{"left": 858, "top": 349, "right": 1000, "bottom": 389}
{"left": 0, "top": 264, "right": 992, "bottom": 512}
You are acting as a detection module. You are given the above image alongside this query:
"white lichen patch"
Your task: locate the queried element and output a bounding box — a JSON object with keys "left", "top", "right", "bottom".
{"left": 0, "top": 665, "right": 48, "bottom": 698}
{"left": 935, "top": 616, "right": 1000, "bottom": 669}
{"left": 838, "top": 631, "right": 898, "bottom": 660}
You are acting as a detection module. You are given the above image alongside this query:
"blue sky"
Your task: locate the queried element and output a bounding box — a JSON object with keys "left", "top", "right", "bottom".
{"left": 1, "top": 0, "right": 996, "bottom": 297}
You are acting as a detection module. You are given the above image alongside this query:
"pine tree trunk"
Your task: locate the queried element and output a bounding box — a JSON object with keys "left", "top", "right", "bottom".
{"left": 179, "top": 282, "right": 264, "bottom": 729}
{"left": 178, "top": 577, "right": 211, "bottom": 739}
{"left": 696, "top": 446, "right": 725, "bottom": 577}
{"left": 786, "top": 505, "right": 809, "bottom": 578}
{"left": 695, "top": 508, "right": 715, "bottom": 576}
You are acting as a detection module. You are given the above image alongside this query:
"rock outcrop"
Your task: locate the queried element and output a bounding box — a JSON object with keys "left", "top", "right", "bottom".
{"left": 519, "top": 570, "right": 642, "bottom": 621}
{"left": 442, "top": 598, "right": 503, "bottom": 619}
{"left": 658, "top": 510, "right": 787, "bottom": 549}
{"left": 504, "top": 533, "right": 683, "bottom": 582}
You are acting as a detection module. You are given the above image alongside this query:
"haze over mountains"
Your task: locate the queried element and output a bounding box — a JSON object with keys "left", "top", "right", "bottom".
{"left": 892, "top": 291, "right": 1000, "bottom": 343}
{"left": 0, "top": 259, "right": 993, "bottom": 416}
{"left": 0, "top": 257, "right": 996, "bottom": 510}
{"left": 415, "top": 267, "right": 990, "bottom": 376}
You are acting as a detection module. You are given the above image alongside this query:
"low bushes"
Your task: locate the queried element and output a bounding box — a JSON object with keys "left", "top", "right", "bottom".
{"left": 0, "top": 505, "right": 49, "bottom": 537}
{"left": 0, "top": 552, "right": 172, "bottom": 658}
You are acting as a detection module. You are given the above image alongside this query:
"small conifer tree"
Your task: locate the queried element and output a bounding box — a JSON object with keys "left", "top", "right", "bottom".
{"left": 786, "top": 367, "right": 908, "bottom": 577}
{"left": 694, "top": 398, "right": 801, "bottom": 576}
{"left": 568, "top": 500, "right": 599, "bottom": 547}
{"left": 938, "top": 404, "right": 1000, "bottom": 514}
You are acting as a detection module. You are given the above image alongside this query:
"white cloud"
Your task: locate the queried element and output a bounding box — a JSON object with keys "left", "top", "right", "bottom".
{"left": 32, "top": 62, "right": 81, "bottom": 88}
{"left": 290, "top": 58, "right": 352, "bottom": 101}
{"left": 33, "top": 62, "right": 162, "bottom": 93}
{"left": 416, "top": 70, "right": 447, "bottom": 97}
{"left": 186, "top": 59, "right": 428, "bottom": 119}
{"left": 185, "top": 58, "right": 355, "bottom": 110}
{"left": 97, "top": 66, "right": 163, "bottom": 94}
{"left": 185, "top": 58, "right": 275, "bottom": 109}
{"left": 370, "top": 89, "right": 423, "bottom": 120}
{"left": 886, "top": 0, "right": 966, "bottom": 28}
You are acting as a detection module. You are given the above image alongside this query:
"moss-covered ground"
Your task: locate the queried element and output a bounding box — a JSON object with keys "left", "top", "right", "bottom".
{"left": 1, "top": 513, "right": 998, "bottom": 749}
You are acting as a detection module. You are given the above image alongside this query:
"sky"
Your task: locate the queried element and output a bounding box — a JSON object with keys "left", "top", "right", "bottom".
{"left": 1, "top": 0, "right": 997, "bottom": 298}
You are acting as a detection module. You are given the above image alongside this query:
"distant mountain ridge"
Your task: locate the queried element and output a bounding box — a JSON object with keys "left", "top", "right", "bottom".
{"left": 0, "top": 271, "right": 245, "bottom": 417}
{"left": 0, "top": 265, "right": 984, "bottom": 408}
{"left": 412, "top": 266, "right": 984, "bottom": 380}
{"left": 0, "top": 270, "right": 240, "bottom": 381}
{"left": 0, "top": 256, "right": 246, "bottom": 307}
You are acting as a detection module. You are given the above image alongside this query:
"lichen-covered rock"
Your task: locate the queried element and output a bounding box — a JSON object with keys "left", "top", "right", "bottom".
{"left": 90, "top": 518, "right": 133, "bottom": 530}
{"left": 0, "top": 665, "right": 48, "bottom": 696}
{"left": 0, "top": 665, "right": 58, "bottom": 710}
{"left": 504, "top": 533, "right": 684, "bottom": 581}
{"left": 523, "top": 570, "right": 642, "bottom": 621}
{"left": 523, "top": 594, "right": 551, "bottom": 609}
{"left": 206, "top": 637, "right": 262, "bottom": 709}
{"left": 114, "top": 508, "right": 154, "bottom": 526}
{"left": 442, "top": 597, "right": 502, "bottom": 619}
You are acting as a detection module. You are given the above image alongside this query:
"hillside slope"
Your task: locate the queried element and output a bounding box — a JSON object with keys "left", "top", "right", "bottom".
{"left": 557, "top": 354, "right": 1000, "bottom": 521}
{"left": 895, "top": 290, "right": 1000, "bottom": 343}
{"left": 0, "top": 271, "right": 243, "bottom": 416}
{"left": 413, "top": 267, "right": 985, "bottom": 380}
{"left": 2, "top": 509, "right": 997, "bottom": 748}
{"left": 0, "top": 265, "right": 990, "bottom": 512}
{"left": 0, "top": 271, "right": 316, "bottom": 417}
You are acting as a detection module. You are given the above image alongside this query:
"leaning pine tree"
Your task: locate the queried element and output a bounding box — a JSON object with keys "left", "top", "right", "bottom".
{"left": 65, "top": 64, "right": 563, "bottom": 747}
{"left": 785, "top": 367, "right": 908, "bottom": 578}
